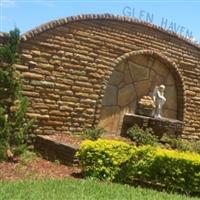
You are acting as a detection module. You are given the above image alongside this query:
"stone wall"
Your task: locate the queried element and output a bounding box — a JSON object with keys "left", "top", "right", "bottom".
{"left": 0, "top": 32, "right": 8, "bottom": 45}
{"left": 1, "top": 14, "right": 200, "bottom": 139}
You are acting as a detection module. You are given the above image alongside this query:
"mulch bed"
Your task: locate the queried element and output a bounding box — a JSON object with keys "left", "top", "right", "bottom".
{"left": 0, "top": 156, "right": 81, "bottom": 181}
{"left": 0, "top": 134, "right": 132, "bottom": 181}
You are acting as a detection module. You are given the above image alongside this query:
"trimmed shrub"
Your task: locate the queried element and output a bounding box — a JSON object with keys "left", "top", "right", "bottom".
{"left": 77, "top": 139, "right": 200, "bottom": 195}
{"left": 153, "top": 148, "right": 200, "bottom": 194}
{"left": 76, "top": 139, "right": 133, "bottom": 181}
{"left": 122, "top": 146, "right": 200, "bottom": 194}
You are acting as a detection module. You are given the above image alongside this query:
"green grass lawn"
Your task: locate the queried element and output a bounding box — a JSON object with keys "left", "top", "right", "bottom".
{"left": 0, "top": 179, "right": 199, "bottom": 200}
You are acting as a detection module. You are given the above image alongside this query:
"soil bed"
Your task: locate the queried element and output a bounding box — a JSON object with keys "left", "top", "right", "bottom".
{"left": 0, "top": 134, "right": 132, "bottom": 181}
{"left": 0, "top": 155, "right": 81, "bottom": 181}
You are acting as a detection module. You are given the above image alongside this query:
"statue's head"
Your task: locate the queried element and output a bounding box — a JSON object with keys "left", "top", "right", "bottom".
{"left": 159, "top": 85, "right": 165, "bottom": 92}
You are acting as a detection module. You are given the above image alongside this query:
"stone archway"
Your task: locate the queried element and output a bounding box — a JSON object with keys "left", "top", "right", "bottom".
{"left": 98, "top": 51, "right": 184, "bottom": 134}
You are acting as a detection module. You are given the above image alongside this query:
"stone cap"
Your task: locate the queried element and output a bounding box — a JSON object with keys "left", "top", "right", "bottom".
{"left": 20, "top": 13, "right": 200, "bottom": 51}
{"left": 1, "top": 14, "right": 200, "bottom": 52}
{"left": 125, "top": 113, "right": 184, "bottom": 125}
{"left": 1, "top": 14, "right": 200, "bottom": 51}
{"left": 0, "top": 32, "right": 9, "bottom": 44}
{"left": 0, "top": 32, "right": 9, "bottom": 37}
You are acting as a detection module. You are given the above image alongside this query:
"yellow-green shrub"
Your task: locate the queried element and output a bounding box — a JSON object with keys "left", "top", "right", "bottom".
{"left": 76, "top": 139, "right": 133, "bottom": 181}
{"left": 77, "top": 139, "right": 200, "bottom": 194}
{"left": 122, "top": 146, "right": 200, "bottom": 194}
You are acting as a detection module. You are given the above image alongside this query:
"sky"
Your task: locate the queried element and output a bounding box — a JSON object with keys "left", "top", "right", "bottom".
{"left": 1, "top": 0, "right": 200, "bottom": 43}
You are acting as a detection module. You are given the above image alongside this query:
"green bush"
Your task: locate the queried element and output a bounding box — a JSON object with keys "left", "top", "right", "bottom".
{"left": 122, "top": 146, "right": 200, "bottom": 194}
{"left": 0, "top": 138, "right": 7, "bottom": 161}
{"left": 160, "top": 135, "right": 200, "bottom": 154}
{"left": 76, "top": 139, "right": 133, "bottom": 181}
{"left": 160, "top": 135, "right": 192, "bottom": 151}
{"left": 171, "top": 139, "right": 193, "bottom": 152}
{"left": 127, "top": 125, "right": 159, "bottom": 146}
{"left": 77, "top": 139, "right": 200, "bottom": 195}
{"left": 0, "top": 28, "right": 19, "bottom": 64}
{"left": 83, "top": 127, "right": 105, "bottom": 141}
{"left": 193, "top": 141, "right": 200, "bottom": 154}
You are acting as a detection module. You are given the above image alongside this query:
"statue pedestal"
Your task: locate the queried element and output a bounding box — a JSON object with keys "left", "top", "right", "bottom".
{"left": 121, "top": 114, "right": 184, "bottom": 137}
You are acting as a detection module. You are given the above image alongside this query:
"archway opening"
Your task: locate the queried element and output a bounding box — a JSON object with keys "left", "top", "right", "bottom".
{"left": 98, "top": 53, "right": 182, "bottom": 134}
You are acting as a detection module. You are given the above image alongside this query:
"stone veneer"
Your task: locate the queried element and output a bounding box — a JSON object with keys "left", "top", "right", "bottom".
{"left": 0, "top": 14, "right": 200, "bottom": 139}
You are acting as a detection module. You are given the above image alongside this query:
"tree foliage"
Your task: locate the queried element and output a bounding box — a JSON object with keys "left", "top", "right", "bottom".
{"left": 0, "top": 28, "right": 34, "bottom": 161}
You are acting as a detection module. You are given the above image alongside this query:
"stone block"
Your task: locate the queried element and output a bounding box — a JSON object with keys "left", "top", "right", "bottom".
{"left": 164, "top": 85, "right": 177, "bottom": 111}
{"left": 14, "top": 64, "right": 29, "bottom": 71}
{"left": 102, "top": 85, "right": 117, "bottom": 106}
{"left": 21, "top": 54, "right": 32, "bottom": 59}
{"left": 27, "top": 113, "right": 49, "bottom": 119}
{"left": 22, "top": 91, "right": 40, "bottom": 97}
{"left": 130, "top": 55, "right": 150, "bottom": 67}
{"left": 165, "top": 73, "right": 175, "bottom": 86}
{"left": 118, "top": 84, "right": 136, "bottom": 107}
{"left": 124, "top": 66, "right": 133, "bottom": 84}
{"left": 28, "top": 61, "right": 37, "bottom": 67}
{"left": 40, "top": 63, "right": 54, "bottom": 70}
{"left": 49, "top": 110, "right": 69, "bottom": 116}
{"left": 151, "top": 60, "right": 169, "bottom": 76}
{"left": 134, "top": 80, "right": 151, "bottom": 98}
{"left": 128, "top": 62, "right": 150, "bottom": 82}
{"left": 22, "top": 72, "right": 43, "bottom": 80}
{"left": 31, "top": 50, "right": 41, "bottom": 56}
{"left": 55, "top": 83, "right": 70, "bottom": 90}
{"left": 61, "top": 96, "right": 79, "bottom": 102}
{"left": 98, "top": 106, "right": 121, "bottom": 134}
{"left": 109, "top": 71, "right": 124, "bottom": 85}
{"left": 41, "top": 81, "right": 55, "bottom": 88}
{"left": 60, "top": 106, "right": 74, "bottom": 112}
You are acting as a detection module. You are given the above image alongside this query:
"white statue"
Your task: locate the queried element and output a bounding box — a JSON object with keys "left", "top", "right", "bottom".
{"left": 152, "top": 85, "right": 166, "bottom": 118}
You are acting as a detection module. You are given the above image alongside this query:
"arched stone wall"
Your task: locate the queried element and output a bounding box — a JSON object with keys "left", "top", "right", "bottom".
{"left": 10, "top": 14, "right": 200, "bottom": 139}
{"left": 98, "top": 51, "right": 184, "bottom": 134}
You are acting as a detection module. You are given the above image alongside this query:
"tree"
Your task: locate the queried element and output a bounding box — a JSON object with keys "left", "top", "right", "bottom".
{"left": 0, "top": 28, "right": 34, "bottom": 161}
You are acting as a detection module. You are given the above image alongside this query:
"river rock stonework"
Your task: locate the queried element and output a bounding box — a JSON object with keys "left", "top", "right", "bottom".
{"left": 1, "top": 14, "right": 200, "bottom": 139}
